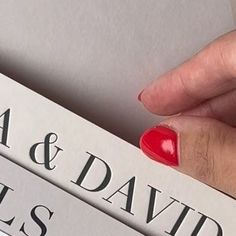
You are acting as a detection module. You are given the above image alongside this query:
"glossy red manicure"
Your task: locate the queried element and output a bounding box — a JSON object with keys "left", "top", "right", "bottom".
{"left": 139, "top": 126, "right": 179, "bottom": 166}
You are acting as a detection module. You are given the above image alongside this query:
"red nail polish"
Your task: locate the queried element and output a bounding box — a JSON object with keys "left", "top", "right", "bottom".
{"left": 137, "top": 90, "right": 143, "bottom": 101}
{"left": 139, "top": 126, "right": 179, "bottom": 166}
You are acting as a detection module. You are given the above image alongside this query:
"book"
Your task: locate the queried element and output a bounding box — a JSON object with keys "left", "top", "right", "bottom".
{"left": 0, "top": 231, "right": 8, "bottom": 236}
{"left": 0, "top": 153, "right": 140, "bottom": 236}
{"left": 0, "top": 73, "right": 235, "bottom": 235}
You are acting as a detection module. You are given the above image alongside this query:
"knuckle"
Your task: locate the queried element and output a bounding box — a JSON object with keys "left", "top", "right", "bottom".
{"left": 181, "top": 117, "right": 236, "bottom": 195}
{"left": 215, "top": 36, "right": 236, "bottom": 78}
{"left": 191, "top": 126, "right": 221, "bottom": 184}
{"left": 175, "top": 70, "right": 200, "bottom": 102}
{"left": 199, "top": 31, "right": 236, "bottom": 82}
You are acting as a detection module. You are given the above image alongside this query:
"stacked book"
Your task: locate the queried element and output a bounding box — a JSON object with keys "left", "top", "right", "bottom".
{"left": 0, "top": 74, "right": 235, "bottom": 235}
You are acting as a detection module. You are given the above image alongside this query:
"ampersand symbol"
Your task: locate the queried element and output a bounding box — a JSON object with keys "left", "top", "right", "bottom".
{"left": 29, "top": 133, "right": 63, "bottom": 170}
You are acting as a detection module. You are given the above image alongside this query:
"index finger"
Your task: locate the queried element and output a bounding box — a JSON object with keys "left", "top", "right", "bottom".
{"left": 140, "top": 30, "right": 236, "bottom": 115}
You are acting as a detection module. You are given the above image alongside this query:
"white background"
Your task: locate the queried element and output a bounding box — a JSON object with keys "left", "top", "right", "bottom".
{"left": 0, "top": 0, "right": 235, "bottom": 145}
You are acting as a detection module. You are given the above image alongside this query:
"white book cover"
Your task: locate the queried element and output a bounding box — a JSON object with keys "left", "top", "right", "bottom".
{"left": 0, "top": 74, "right": 235, "bottom": 235}
{"left": 0, "top": 153, "right": 140, "bottom": 236}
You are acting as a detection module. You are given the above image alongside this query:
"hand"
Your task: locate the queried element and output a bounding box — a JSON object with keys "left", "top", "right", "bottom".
{"left": 139, "top": 30, "right": 236, "bottom": 198}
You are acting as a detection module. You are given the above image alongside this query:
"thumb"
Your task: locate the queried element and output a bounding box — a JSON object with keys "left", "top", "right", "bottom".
{"left": 140, "top": 116, "right": 236, "bottom": 198}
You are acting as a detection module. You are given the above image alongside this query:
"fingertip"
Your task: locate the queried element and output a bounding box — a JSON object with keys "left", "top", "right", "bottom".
{"left": 140, "top": 81, "right": 181, "bottom": 116}
{"left": 137, "top": 89, "right": 144, "bottom": 101}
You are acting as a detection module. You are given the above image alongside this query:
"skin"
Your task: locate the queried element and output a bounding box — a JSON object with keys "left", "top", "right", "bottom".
{"left": 139, "top": 30, "right": 236, "bottom": 198}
